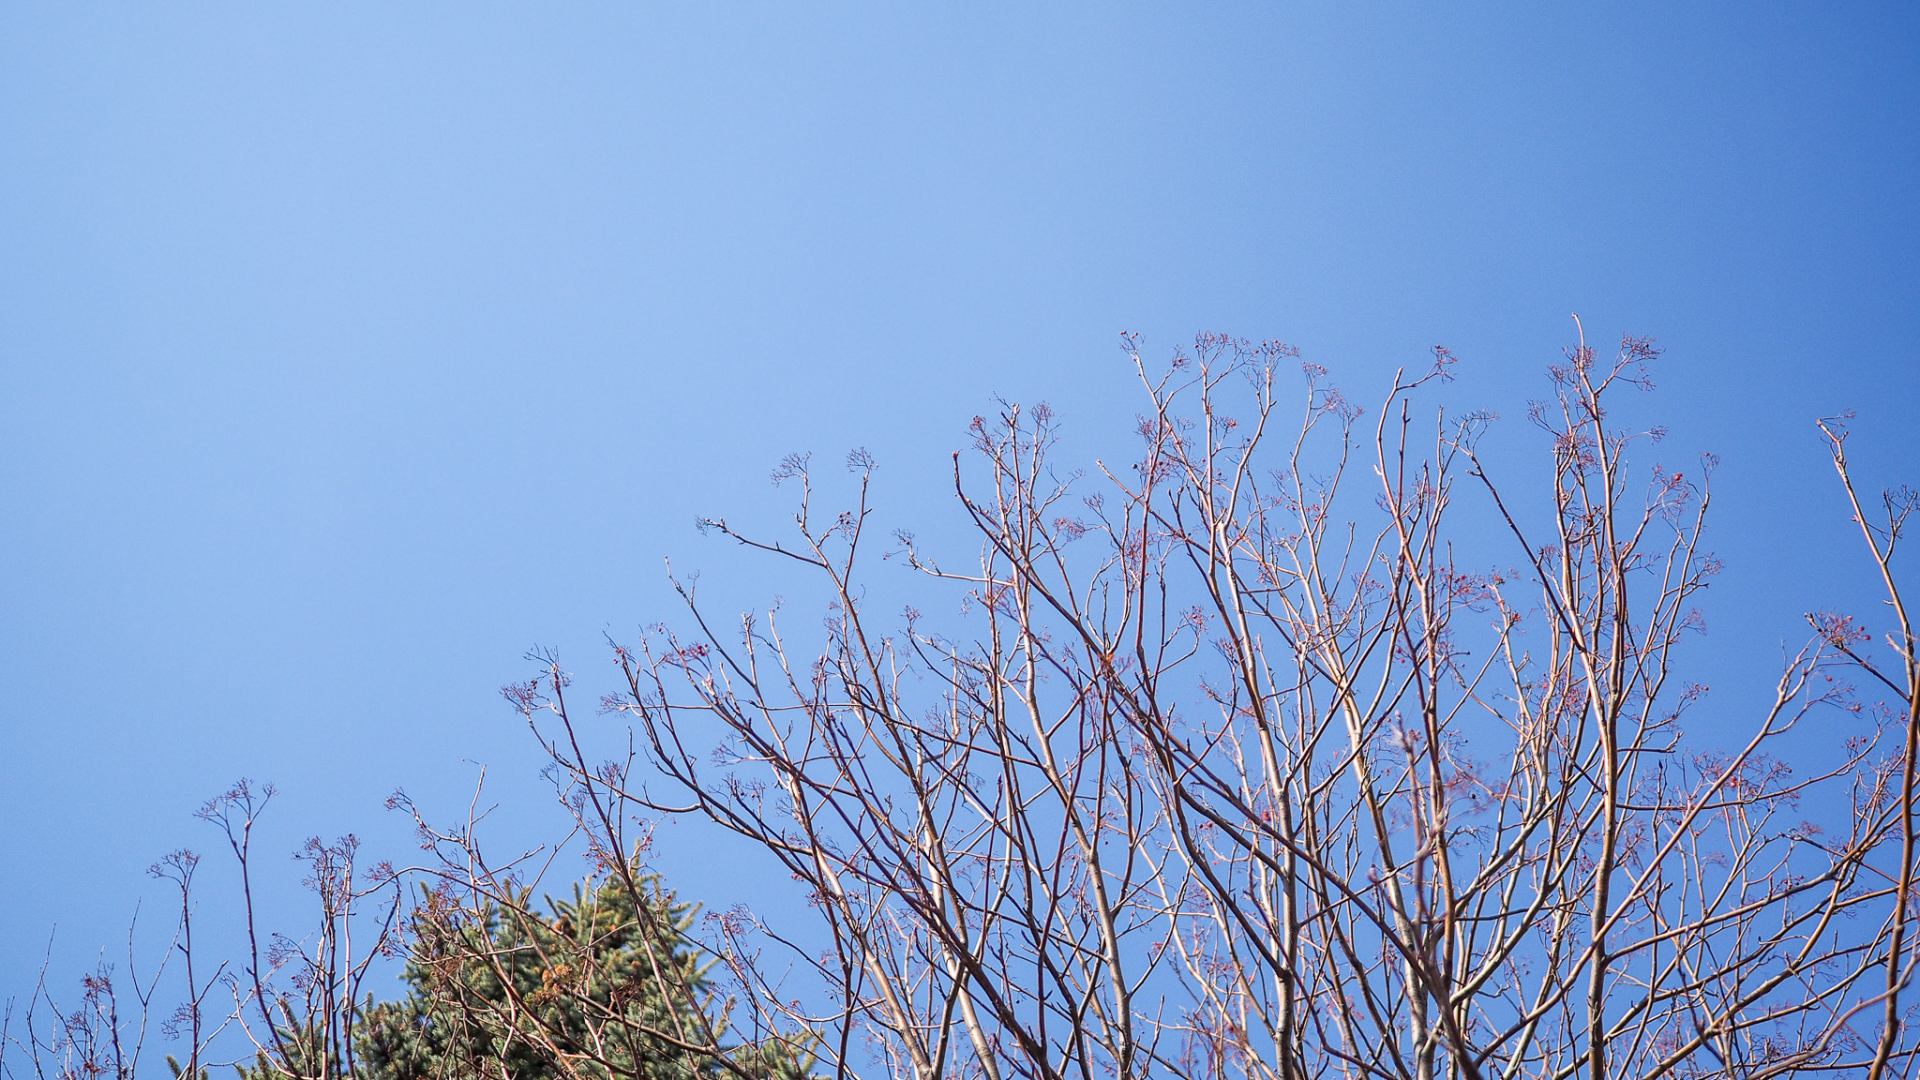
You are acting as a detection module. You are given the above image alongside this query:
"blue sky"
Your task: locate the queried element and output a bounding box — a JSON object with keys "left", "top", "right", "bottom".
{"left": 4, "top": 3, "right": 1917, "bottom": 1010}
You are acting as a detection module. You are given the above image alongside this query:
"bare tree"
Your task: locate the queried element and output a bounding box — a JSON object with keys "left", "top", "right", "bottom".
{"left": 507, "top": 329, "right": 1919, "bottom": 1079}
{"left": 1, "top": 781, "right": 406, "bottom": 1080}
{"left": 4, "top": 773, "right": 792, "bottom": 1080}
{"left": 10, "top": 328, "right": 1915, "bottom": 1080}
{"left": 2, "top": 913, "right": 174, "bottom": 1080}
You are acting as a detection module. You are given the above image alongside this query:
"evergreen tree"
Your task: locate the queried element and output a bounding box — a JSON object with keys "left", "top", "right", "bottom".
{"left": 237, "top": 870, "right": 806, "bottom": 1079}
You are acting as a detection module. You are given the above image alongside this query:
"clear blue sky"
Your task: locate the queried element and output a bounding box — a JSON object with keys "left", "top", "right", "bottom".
{"left": 4, "top": 4, "right": 1917, "bottom": 1005}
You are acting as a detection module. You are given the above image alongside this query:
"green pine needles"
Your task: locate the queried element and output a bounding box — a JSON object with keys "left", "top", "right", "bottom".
{"left": 224, "top": 869, "right": 808, "bottom": 1080}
